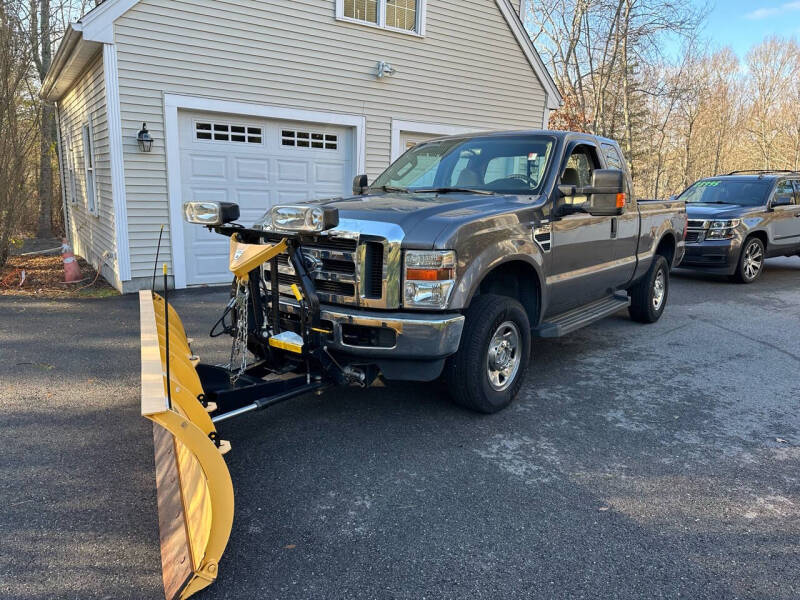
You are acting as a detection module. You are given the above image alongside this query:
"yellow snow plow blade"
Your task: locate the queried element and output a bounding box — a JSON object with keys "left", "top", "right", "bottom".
{"left": 140, "top": 290, "right": 234, "bottom": 600}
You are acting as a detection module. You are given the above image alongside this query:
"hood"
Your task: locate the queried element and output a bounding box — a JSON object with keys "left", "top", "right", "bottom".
{"left": 685, "top": 203, "right": 749, "bottom": 219}
{"left": 307, "top": 192, "right": 529, "bottom": 246}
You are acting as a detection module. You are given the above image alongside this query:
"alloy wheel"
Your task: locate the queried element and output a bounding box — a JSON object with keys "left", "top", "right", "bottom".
{"left": 743, "top": 241, "right": 763, "bottom": 281}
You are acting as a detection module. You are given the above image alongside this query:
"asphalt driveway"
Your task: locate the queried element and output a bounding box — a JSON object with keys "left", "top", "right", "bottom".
{"left": 1, "top": 258, "right": 799, "bottom": 599}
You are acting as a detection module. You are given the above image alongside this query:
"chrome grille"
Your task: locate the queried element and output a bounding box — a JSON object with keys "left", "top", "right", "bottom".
{"left": 685, "top": 230, "right": 702, "bottom": 243}
{"left": 688, "top": 219, "right": 709, "bottom": 230}
{"left": 264, "top": 241, "right": 359, "bottom": 305}
{"left": 261, "top": 220, "right": 404, "bottom": 309}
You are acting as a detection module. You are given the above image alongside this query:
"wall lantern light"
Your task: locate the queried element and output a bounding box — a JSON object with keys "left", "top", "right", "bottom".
{"left": 376, "top": 61, "right": 397, "bottom": 79}
{"left": 137, "top": 123, "right": 154, "bottom": 152}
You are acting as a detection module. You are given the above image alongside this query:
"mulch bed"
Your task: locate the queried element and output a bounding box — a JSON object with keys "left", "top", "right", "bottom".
{"left": 0, "top": 253, "right": 118, "bottom": 298}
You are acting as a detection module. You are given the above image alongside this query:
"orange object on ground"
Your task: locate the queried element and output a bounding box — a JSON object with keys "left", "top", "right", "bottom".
{"left": 61, "top": 239, "right": 82, "bottom": 283}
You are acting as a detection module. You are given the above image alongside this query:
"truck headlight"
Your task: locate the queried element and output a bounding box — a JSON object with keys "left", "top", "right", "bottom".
{"left": 706, "top": 219, "right": 741, "bottom": 240}
{"left": 403, "top": 250, "right": 456, "bottom": 309}
{"left": 253, "top": 210, "right": 273, "bottom": 231}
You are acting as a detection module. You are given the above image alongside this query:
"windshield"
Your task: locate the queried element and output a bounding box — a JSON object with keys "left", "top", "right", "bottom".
{"left": 371, "top": 135, "right": 556, "bottom": 195}
{"left": 678, "top": 179, "right": 772, "bottom": 207}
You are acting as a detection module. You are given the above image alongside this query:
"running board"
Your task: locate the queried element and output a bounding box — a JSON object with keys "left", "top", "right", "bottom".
{"left": 534, "top": 292, "right": 630, "bottom": 338}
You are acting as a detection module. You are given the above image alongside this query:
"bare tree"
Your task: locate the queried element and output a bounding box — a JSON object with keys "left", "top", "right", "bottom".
{"left": 0, "top": 0, "right": 39, "bottom": 266}
{"left": 745, "top": 37, "right": 800, "bottom": 169}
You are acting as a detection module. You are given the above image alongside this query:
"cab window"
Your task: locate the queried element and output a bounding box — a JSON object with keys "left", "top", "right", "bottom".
{"left": 774, "top": 180, "right": 796, "bottom": 206}
{"left": 560, "top": 145, "right": 599, "bottom": 205}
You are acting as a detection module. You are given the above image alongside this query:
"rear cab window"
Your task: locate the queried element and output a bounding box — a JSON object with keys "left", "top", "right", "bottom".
{"left": 601, "top": 142, "right": 631, "bottom": 201}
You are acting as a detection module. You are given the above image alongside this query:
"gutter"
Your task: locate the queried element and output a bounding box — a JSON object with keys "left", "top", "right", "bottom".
{"left": 41, "top": 24, "right": 84, "bottom": 101}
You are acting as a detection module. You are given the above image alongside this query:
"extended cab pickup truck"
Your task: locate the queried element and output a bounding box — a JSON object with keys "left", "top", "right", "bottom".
{"left": 193, "top": 130, "right": 686, "bottom": 413}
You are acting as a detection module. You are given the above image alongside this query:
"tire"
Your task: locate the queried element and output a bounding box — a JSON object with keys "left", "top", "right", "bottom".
{"left": 628, "top": 255, "right": 669, "bottom": 324}
{"left": 732, "top": 237, "right": 765, "bottom": 284}
{"left": 444, "top": 294, "right": 531, "bottom": 414}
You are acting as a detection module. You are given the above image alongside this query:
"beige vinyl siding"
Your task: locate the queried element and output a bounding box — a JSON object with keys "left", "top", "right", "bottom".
{"left": 57, "top": 53, "right": 118, "bottom": 287}
{"left": 114, "top": 0, "right": 547, "bottom": 281}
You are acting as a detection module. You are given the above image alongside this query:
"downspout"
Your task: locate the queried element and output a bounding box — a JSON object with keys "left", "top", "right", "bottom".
{"left": 54, "top": 102, "right": 71, "bottom": 244}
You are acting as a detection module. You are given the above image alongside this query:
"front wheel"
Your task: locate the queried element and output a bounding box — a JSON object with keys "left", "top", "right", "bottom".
{"left": 628, "top": 255, "right": 669, "bottom": 323}
{"left": 732, "top": 237, "right": 765, "bottom": 283}
{"left": 444, "top": 294, "right": 531, "bottom": 414}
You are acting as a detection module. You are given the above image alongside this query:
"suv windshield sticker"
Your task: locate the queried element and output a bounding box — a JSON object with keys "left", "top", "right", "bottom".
{"left": 696, "top": 180, "right": 721, "bottom": 187}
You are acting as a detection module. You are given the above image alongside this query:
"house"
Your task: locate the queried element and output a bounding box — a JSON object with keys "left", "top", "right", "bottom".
{"left": 42, "top": 0, "right": 562, "bottom": 293}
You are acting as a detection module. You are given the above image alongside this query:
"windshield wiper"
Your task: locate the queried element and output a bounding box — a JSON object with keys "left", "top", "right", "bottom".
{"left": 415, "top": 187, "right": 493, "bottom": 195}
{"left": 373, "top": 185, "right": 410, "bottom": 193}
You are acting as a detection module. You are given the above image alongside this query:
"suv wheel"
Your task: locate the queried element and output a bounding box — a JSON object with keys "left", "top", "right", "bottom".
{"left": 628, "top": 255, "right": 669, "bottom": 323}
{"left": 444, "top": 294, "right": 531, "bottom": 414}
{"left": 733, "top": 237, "right": 765, "bottom": 283}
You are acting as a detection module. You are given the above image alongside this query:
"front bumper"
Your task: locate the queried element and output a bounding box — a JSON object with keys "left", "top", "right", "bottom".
{"left": 679, "top": 237, "right": 742, "bottom": 275}
{"left": 280, "top": 299, "right": 465, "bottom": 360}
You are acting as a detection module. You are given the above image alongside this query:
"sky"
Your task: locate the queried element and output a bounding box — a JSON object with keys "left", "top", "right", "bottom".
{"left": 697, "top": 0, "right": 800, "bottom": 57}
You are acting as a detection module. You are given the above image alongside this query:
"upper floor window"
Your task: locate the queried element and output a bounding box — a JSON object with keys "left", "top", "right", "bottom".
{"left": 337, "top": 0, "right": 426, "bottom": 35}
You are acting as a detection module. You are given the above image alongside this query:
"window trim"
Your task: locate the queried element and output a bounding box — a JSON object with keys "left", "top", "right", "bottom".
{"left": 335, "top": 0, "right": 427, "bottom": 36}
{"left": 81, "top": 122, "right": 99, "bottom": 216}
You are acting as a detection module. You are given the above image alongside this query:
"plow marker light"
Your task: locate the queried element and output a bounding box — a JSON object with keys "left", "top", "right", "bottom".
{"left": 140, "top": 290, "right": 234, "bottom": 600}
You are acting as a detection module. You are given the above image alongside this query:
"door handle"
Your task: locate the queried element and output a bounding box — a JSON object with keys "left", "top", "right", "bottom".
{"left": 611, "top": 217, "right": 618, "bottom": 238}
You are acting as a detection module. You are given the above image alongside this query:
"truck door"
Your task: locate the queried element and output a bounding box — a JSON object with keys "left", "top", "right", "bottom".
{"left": 602, "top": 143, "right": 638, "bottom": 286}
{"left": 770, "top": 179, "right": 800, "bottom": 253}
{"left": 547, "top": 143, "right": 615, "bottom": 315}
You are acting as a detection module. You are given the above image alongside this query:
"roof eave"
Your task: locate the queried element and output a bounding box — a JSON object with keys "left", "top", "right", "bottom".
{"left": 41, "top": 24, "right": 102, "bottom": 102}
{"left": 496, "top": 0, "right": 563, "bottom": 108}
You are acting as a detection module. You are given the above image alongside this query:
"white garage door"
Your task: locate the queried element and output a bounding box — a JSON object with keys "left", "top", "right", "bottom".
{"left": 178, "top": 110, "right": 353, "bottom": 285}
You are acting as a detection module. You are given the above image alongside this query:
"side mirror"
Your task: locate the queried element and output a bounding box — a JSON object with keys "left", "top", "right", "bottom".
{"left": 586, "top": 169, "right": 625, "bottom": 216}
{"left": 771, "top": 196, "right": 793, "bottom": 208}
{"left": 183, "top": 201, "right": 240, "bottom": 226}
{"left": 353, "top": 174, "right": 369, "bottom": 195}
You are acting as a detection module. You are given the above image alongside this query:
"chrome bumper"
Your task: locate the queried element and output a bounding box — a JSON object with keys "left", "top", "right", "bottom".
{"left": 280, "top": 300, "right": 465, "bottom": 359}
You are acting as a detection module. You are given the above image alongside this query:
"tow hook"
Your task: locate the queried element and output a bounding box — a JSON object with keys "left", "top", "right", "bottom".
{"left": 343, "top": 366, "right": 367, "bottom": 387}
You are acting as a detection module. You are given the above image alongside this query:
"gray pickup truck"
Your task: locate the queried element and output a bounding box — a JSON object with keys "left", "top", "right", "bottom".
{"left": 229, "top": 130, "right": 686, "bottom": 413}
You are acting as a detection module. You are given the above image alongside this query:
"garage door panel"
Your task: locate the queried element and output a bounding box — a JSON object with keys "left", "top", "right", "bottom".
{"left": 276, "top": 160, "right": 309, "bottom": 183}
{"left": 276, "top": 190, "right": 311, "bottom": 204}
{"left": 235, "top": 158, "right": 270, "bottom": 182}
{"left": 188, "top": 155, "right": 227, "bottom": 179}
{"left": 178, "top": 110, "right": 352, "bottom": 286}
{"left": 236, "top": 191, "right": 271, "bottom": 224}
{"left": 315, "top": 163, "right": 346, "bottom": 185}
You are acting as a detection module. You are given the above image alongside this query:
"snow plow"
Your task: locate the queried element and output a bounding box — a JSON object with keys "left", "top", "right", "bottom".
{"left": 141, "top": 203, "right": 375, "bottom": 599}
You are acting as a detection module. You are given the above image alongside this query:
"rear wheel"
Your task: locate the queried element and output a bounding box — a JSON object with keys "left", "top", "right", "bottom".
{"left": 628, "top": 255, "right": 669, "bottom": 323}
{"left": 444, "top": 294, "right": 531, "bottom": 414}
{"left": 732, "top": 237, "right": 765, "bottom": 283}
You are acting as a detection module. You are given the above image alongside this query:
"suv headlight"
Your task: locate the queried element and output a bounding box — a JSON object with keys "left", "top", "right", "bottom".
{"left": 706, "top": 219, "right": 741, "bottom": 240}
{"left": 403, "top": 250, "right": 456, "bottom": 309}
